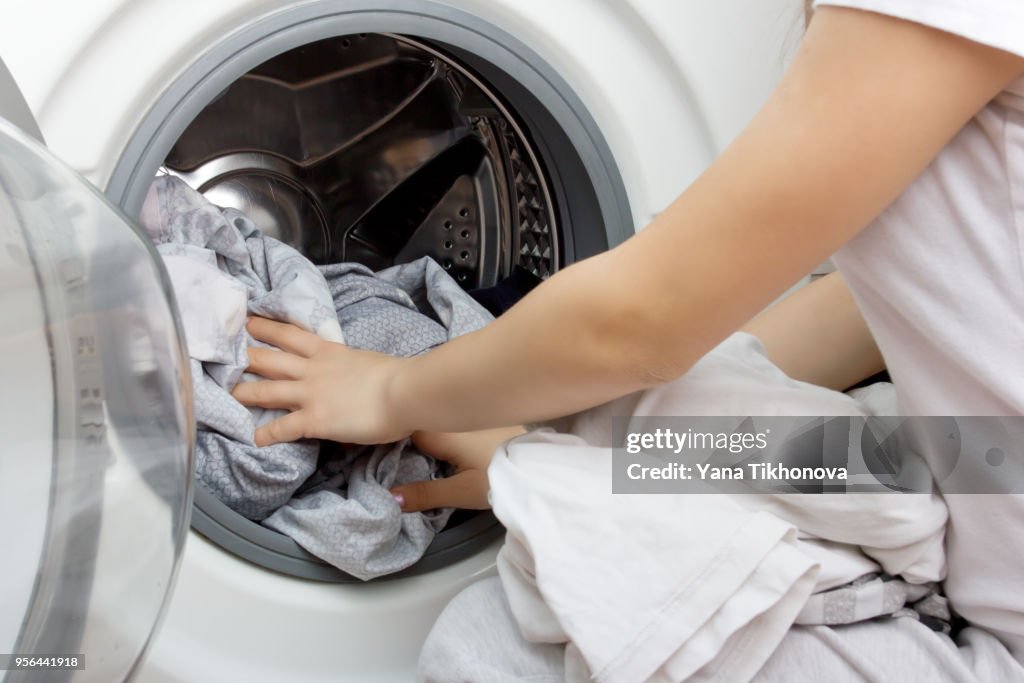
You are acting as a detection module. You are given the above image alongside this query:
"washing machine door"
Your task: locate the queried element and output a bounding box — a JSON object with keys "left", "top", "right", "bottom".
{"left": 0, "top": 62, "right": 194, "bottom": 682}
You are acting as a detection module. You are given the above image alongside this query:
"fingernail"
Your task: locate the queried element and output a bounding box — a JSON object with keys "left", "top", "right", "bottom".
{"left": 391, "top": 490, "right": 405, "bottom": 507}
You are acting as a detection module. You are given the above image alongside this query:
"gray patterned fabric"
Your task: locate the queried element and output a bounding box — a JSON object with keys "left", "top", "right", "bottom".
{"left": 141, "top": 176, "right": 493, "bottom": 580}
{"left": 796, "top": 573, "right": 950, "bottom": 633}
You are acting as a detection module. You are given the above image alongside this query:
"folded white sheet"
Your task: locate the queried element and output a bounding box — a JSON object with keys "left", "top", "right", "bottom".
{"left": 488, "top": 332, "right": 947, "bottom": 683}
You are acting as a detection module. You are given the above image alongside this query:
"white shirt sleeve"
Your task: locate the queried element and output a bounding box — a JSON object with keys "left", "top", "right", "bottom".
{"left": 814, "top": 0, "right": 1024, "bottom": 60}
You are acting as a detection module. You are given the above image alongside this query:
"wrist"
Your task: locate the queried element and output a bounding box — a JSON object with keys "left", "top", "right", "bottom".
{"left": 384, "top": 355, "right": 422, "bottom": 436}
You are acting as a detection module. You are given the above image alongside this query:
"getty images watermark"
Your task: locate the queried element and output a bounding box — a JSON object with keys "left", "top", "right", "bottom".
{"left": 611, "top": 416, "right": 1024, "bottom": 494}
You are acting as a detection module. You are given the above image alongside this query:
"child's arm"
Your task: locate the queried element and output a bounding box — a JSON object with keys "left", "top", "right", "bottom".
{"left": 742, "top": 271, "right": 883, "bottom": 391}
{"left": 235, "top": 7, "right": 1023, "bottom": 446}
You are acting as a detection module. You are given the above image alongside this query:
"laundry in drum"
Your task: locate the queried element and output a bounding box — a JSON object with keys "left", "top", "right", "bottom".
{"left": 139, "top": 175, "right": 498, "bottom": 581}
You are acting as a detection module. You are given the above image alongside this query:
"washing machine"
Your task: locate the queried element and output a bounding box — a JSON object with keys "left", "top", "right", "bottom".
{"left": 0, "top": 1, "right": 799, "bottom": 681}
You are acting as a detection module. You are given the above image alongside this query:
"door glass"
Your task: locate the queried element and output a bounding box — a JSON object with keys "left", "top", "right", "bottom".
{"left": 0, "top": 118, "right": 193, "bottom": 682}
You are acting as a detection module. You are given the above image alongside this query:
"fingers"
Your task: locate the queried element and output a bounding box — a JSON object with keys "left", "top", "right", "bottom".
{"left": 254, "top": 411, "right": 310, "bottom": 447}
{"left": 247, "top": 317, "right": 321, "bottom": 357}
{"left": 247, "top": 346, "right": 306, "bottom": 380}
{"left": 391, "top": 469, "right": 490, "bottom": 512}
{"left": 232, "top": 379, "right": 304, "bottom": 410}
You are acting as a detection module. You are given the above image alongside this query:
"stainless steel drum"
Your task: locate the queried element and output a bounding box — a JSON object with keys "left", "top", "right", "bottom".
{"left": 164, "top": 34, "right": 559, "bottom": 288}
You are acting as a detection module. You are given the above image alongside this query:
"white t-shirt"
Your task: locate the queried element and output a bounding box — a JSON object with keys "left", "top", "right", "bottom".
{"left": 816, "top": 0, "right": 1024, "bottom": 662}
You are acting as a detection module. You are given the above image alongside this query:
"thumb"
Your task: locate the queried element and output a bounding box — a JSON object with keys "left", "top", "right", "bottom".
{"left": 391, "top": 469, "right": 490, "bottom": 512}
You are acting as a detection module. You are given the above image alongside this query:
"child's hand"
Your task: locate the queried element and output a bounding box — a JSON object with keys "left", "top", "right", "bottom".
{"left": 391, "top": 427, "right": 526, "bottom": 512}
{"left": 232, "top": 317, "right": 412, "bottom": 446}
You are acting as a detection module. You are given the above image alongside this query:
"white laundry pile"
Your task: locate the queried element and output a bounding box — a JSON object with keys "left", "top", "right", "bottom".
{"left": 140, "top": 175, "right": 494, "bottom": 580}
{"left": 486, "top": 333, "right": 948, "bottom": 683}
